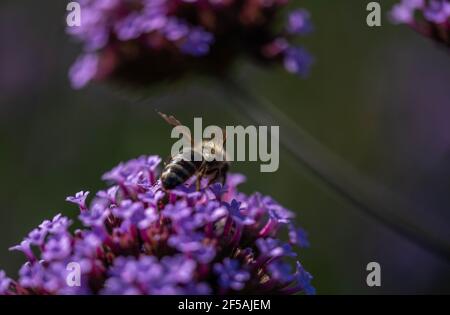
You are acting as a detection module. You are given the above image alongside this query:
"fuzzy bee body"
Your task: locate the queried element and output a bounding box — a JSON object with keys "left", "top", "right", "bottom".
{"left": 161, "top": 148, "right": 201, "bottom": 190}
{"left": 157, "top": 111, "right": 229, "bottom": 190}
{"left": 161, "top": 143, "right": 229, "bottom": 190}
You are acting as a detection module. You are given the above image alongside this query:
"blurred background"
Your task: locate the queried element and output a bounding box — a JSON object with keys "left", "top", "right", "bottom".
{"left": 1, "top": 0, "right": 450, "bottom": 294}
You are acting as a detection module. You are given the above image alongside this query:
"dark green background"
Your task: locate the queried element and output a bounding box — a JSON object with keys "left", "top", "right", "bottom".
{"left": 1, "top": 0, "right": 450, "bottom": 293}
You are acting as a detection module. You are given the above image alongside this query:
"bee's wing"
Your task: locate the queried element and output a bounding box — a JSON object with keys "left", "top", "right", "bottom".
{"left": 157, "top": 111, "right": 192, "bottom": 143}
{"left": 157, "top": 111, "right": 183, "bottom": 127}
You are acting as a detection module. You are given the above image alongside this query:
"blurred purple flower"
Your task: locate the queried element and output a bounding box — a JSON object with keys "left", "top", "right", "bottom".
{"left": 286, "top": 9, "right": 313, "bottom": 35}
{"left": 68, "top": 54, "right": 99, "bottom": 89}
{"left": 289, "top": 224, "right": 310, "bottom": 248}
{"left": 42, "top": 234, "right": 72, "bottom": 261}
{"left": 293, "top": 261, "right": 315, "bottom": 295}
{"left": 27, "top": 228, "right": 47, "bottom": 247}
{"left": 214, "top": 258, "right": 250, "bottom": 291}
{"left": 390, "top": 0, "right": 450, "bottom": 46}
{"left": 1, "top": 155, "right": 313, "bottom": 295}
{"left": 9, "top": 240, "right": 35, "bottom": 262}
{"left": 181, "top": 28, "right": 214, "bottom": 57}
{"left": 66, "top": 0, "right": 314, "bottom": 88}
{"left": 283, "top": 47, "right": 314, "bottom": 78}
{"left": 0, "top": 271, "right": 11, "bottom": 295}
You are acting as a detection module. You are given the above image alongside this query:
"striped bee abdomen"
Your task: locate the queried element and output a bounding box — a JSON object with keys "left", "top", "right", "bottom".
{"left": 161, "top": 151, "right": 202, "bottom": 190}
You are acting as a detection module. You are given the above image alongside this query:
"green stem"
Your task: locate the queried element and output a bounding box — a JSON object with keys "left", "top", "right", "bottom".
{"left": 218, "top": 77, "right": 450, "bottom": 263}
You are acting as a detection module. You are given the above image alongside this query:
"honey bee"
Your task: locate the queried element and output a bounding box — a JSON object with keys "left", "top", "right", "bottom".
{"left": 158, "top": 112, "right": 229, "bottom": 190}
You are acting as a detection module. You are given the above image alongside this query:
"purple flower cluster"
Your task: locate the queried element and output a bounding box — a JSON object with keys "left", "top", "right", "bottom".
{"left": 67, "top": 0, "right": 313, "bottom": 89}
{"left": 390, "top": 0, "right": 450, "bottom": 45}
{"left": 0, "top": 155, "right": 314, "bottom": 295}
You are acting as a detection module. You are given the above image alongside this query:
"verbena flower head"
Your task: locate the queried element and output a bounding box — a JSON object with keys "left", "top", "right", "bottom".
{"left": 67, "top": 0, "right": 313, "bottom": 89}
{"left": 390, "top": 0, "right": 450, "bottom": 46}
{"left": 1, "top": 155, "right": 314, "bottom": 295}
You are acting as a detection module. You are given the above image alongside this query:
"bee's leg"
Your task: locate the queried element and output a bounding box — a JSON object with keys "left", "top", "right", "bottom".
{"left": 207, "top": 169, "right": 220, "bottom": 187}
{"left": 196, "top": 176, "right": 201, "bottom": 191}
{"left": 220, "top": 172, "right": 226, "bottom": 186}
{"left": 219, "top": 163, "right": 228, "bottom": 186}
{"left": 196, "top": 166, "right": 206, "bottom": 191}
